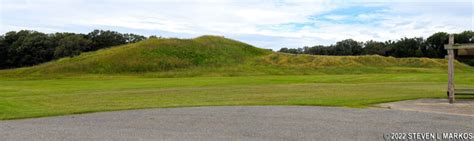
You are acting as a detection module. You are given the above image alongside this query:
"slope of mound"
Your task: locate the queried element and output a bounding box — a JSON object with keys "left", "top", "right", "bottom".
{"left": 1, "top": 35, "right": 472, "bottom": 77}
{"left": 259, "top": 53, "right": 468, "bottom": 68}
{"left": 252, "top": 53, "right": 471, "bottom": 74}
{"left": 4, "top": 35, "right": 270, "bottom": 75}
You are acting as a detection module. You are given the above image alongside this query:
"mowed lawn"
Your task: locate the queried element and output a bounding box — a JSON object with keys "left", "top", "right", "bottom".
{"left": 1, "top": 73, "right": 473, "bottom": 120}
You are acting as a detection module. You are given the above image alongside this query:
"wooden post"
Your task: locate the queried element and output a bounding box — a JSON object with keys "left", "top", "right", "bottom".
{"left": 447, "top": 34, "right": 455, "bottom": 103}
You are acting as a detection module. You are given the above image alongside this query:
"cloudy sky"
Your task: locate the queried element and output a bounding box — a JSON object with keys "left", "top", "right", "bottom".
{"left": 0, "top": 0, "right": 472, "bottom": 50}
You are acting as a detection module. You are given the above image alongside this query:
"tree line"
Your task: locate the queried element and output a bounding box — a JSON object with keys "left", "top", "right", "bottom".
{"left": 1, "top": 30, "right": 473, "bottom": 69}
{"left": 279, "top": 31, "right": 474, "bottom": 65}
{"left": 0, "top": 30, "right": 147, "bottom": 69}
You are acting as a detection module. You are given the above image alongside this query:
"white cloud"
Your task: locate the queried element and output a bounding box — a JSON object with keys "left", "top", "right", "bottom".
{"left": 0, "top": 0, "right": 472, "bottom": 50}
{"left": 324, "top": 15, "right": 349, "bottom": 20}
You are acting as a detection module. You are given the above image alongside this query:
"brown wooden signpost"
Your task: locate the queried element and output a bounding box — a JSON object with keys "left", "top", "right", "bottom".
{"left": 444, "top": 34, "right": 474, "bottom": 103}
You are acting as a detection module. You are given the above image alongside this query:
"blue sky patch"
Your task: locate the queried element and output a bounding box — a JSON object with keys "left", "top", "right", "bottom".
{"left": 309, "top": 6, "right": 389, "bottom": 25}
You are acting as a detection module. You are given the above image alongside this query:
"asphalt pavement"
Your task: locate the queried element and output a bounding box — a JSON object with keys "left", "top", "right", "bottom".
{"left": 0, "top": 106, "right": 473, "bottom": 141}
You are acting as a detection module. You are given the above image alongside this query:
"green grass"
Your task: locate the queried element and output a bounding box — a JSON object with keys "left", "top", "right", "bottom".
{"left": 0, "top": 36, "right": 270, "bottom": 76}
{"left": 1, "top": 35, "right": 473, "bottom": 120}
{"left": 1, "top": 36, "right": 471, "bottom": 78}
{"left": 1, "top": 73, "right": 474, "bottom": 120}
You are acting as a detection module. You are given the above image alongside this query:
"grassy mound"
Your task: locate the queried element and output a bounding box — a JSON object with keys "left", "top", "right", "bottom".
{"left": 0, "top": 35, "right": 472, "bottom": 77}
{"left": 260, "top": 53, "right": 454, "bottom": 68}
{"left": 248, "top": 53, "right": 472, "bottom": 75}
{"left": 2, "top": 36, "right": 269, "bottom": 75}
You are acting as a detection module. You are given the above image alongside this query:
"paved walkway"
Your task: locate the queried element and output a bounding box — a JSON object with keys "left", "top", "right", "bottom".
{"left": 377, "top": 99, "right": 474, "bottom": 117}
{"left": 1, "top": 106, "right": 473, "bottom": 141}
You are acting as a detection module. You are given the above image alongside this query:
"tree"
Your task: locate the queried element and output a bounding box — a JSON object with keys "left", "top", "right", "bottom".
{"left": 278, "top": 47, "right": 289, "bottom": 53}
{"left": 391, "top": 37, "right": 425, "bottom": 57}
{"left": 54, "top": 35, "right": 92, "bottom": 58}
{"left": 8, "top": 30, "right": 55, "bottom": 67}
{"left": 363, "top": 40, "right": 386, "bottom": 55}
{"left": 454, "top": 30, "right": 474, "bottom": 43}
{"left": 335, "top": 39, "right": 363, "bottom": 55}
{"left": 87, "top": 29, "right": 126, "bottom": 51}
{"left": 426, "top": 32, "right": 448, "bottom": 58}
{"left": 305, "top": 45, "right": 327, "bottom": 55}
{"left": 0, "top": 29, "right": 149, "bottom": 69}
{"left": 0, "top": 35, "right": 9, "bottom": 68}
{"left": 287, "top": 48, "right": 301, "bottom": 54}
{"left": 124, "top": 33, "right": 146, "bottom": 43}
{"left": 454, "top": 31, "right": 474, "bottom": 66}
{"left": 1, "top": 31, "right": 24, "bottom": 68}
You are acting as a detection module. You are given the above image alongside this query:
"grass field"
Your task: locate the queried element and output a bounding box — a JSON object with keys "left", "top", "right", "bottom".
{"left": 1, "top": 36, "right": 470, "bottom": 78}
{"left": 1, "top": 73, "right": 474, "bottom": 120}
{"left": 1, "top": 36, "right": 473, "bottom": 120}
